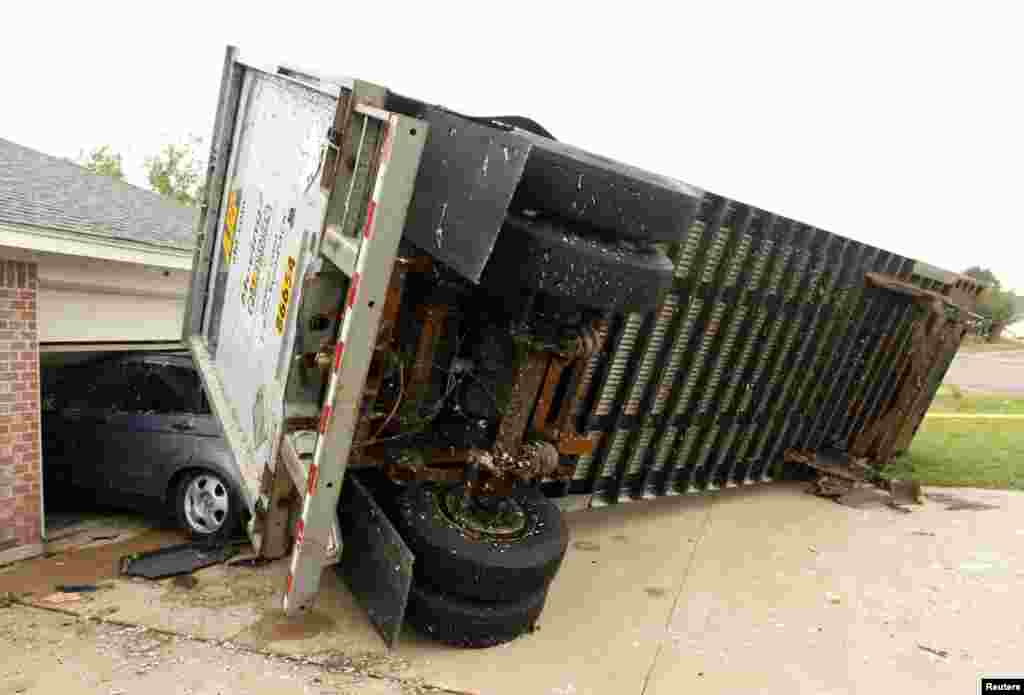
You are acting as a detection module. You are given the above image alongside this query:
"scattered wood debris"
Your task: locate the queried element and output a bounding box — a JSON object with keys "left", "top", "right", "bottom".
{"left": 917, "top": 644, "right": 950, "bottom": 659}
{"left": 786, "top": 447, "right": 927, "bottom": 513}
{"left": 39, "top": 592, "right": 83, "bottom": 605}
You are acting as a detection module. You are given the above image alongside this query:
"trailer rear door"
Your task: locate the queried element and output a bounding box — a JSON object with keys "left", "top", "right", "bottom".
{"left": 183, "top": 49, "right": 426, "bottom": 622}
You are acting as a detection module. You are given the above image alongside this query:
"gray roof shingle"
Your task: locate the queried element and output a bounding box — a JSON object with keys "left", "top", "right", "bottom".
{"left": 0, "top": 138, "right": 198, "bottom": 250}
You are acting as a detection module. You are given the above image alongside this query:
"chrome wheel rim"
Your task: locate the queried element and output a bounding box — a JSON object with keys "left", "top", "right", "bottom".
{"left": 183, "top": 473, "right": 230, "bottom": 534}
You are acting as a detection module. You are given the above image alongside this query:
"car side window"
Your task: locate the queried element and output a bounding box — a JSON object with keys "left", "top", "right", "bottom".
{"left": 159, "top": 365, "right": 205, "bottom": 414}
{"left": 73, "top": 363, "right": 134, "bottom": 411}
{"left": 124, "top": 365, "right": 191, "bottom": 414}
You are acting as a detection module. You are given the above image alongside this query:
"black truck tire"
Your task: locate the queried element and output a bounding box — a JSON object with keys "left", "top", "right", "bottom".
{"left": 393, "top": 482, "right": 569, "bottom": 603}
{"left": 481, "top": 215, "right": 675, "bottom": 314}
{"left": 510, "top": 132, "right": 701, "bottom": 243}
{"left": 406, "top": 580, "right": 548, "bottom": 648}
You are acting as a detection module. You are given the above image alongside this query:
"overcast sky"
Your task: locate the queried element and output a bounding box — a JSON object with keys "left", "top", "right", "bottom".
{"left": 2, "top": 1, "right": 1020, "bottom": 290}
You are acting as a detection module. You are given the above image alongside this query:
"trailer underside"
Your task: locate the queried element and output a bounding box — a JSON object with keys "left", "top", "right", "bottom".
{"left": 184, "top": 48, "right": 984, "bottom": 644}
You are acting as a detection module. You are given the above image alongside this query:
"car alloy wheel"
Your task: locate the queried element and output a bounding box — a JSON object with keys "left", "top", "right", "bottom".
{"left": 181, "top": 473, "right": 231, "bottom": 535}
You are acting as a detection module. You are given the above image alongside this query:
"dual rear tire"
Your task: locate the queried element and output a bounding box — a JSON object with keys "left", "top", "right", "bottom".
{"left": 392, "top": 482, "right": 568, "bottom": 648}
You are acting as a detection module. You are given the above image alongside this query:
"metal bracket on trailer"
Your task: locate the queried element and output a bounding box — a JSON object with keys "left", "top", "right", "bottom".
{"left": 280, "top": 84, "right": 428, "bottom": 616}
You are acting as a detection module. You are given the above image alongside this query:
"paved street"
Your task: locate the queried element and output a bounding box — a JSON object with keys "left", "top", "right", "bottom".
{"left": 942, "top": 349, "right": 1024, "bottom": 394}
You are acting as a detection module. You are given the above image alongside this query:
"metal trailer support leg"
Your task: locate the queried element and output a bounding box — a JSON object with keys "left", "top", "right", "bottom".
{"left": 283, "top": 100, "right": 427, "bottom": 616}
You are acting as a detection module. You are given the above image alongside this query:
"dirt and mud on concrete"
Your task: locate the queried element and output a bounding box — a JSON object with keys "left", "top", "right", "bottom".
{"left": 0, "top": 526, "right": 187, "bottom": 598}
{"left": 4, "top": 483, "right": 1023, "bottom": 694}
{"left": 0, "top": 602, "right": 455, "bottom": 694}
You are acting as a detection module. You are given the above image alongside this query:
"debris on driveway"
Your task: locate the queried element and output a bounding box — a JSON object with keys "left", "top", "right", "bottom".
{"left": 787, "top": 448, "right": 927, "bottom": 514}
{"left": 917, "top": 644, "right": 950, "bottom": 659}
{"left": 54, "top": 584, "right": 102, "bottom": 593}
{"left": 119, "top": 541, "right": 239, "bottom": 580}
{"left": 171, "top": 575, "right": 198, "bottom": 590}
{"left": 926, "top": 492, "right": 1000, "bottom": 511}
{"left": 38, "top": 591, "right": 83, "bottom": 605}
{"left": 225, "top": 552, "right": 272, "bottom": 568}
{"left": 810, "top": 474, "right": 857, "bottom": 498}
{"left": 836, "top": 487, "right": 892, "bottom": 510}
{"left": 787, "top": 448, "right": 872, "bottom": 482}
{"left": 789, "top": 448, "right": 870, "bottom": 499}
{"left": 889, "top": 480, "right": 925, "bottom": 505}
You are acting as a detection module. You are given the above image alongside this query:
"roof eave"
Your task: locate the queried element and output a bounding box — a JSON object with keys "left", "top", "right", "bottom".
{"left": 0, "top": 220, "right": 194, "bottom": 270}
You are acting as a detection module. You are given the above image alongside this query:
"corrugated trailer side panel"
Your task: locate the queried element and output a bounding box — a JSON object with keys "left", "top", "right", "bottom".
{"left": 565, "top": 196, "right": 970, "bottom": 507}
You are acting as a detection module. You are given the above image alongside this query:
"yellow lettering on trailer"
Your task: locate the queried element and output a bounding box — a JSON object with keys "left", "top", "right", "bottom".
{"left": 276, "top": 256, "right": 296, "bottom": 335}
{"left": 223, "top": 190, "right": 239, "bottom": 261}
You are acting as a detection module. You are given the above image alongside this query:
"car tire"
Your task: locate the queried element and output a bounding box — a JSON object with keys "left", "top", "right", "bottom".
{"left": 173, "top": 470, "right": 243, "bottom": 541}
{"left": 393, "top": 482, "right": 569, "bottom": 603}
{"left": 480, "top": 214, "right": 675, "bottom": 314}
{"left": 406, "top": 579, "right": 548, "bottom": 648}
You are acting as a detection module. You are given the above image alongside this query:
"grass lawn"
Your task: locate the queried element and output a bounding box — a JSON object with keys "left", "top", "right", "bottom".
{"left": 882, "top": 389, "right": 1024, "bottom": 489}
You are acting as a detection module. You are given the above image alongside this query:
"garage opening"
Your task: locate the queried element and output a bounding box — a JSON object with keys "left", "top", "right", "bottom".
{"left": 2, "top": 343, "right": 254, "bottom": 598}
{"left": 25, "top": 345, "right": 202, "bottom": 591}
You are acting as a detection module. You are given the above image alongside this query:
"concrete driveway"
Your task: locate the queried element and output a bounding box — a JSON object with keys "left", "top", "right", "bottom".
{"left": 3, "top": 482, "right": 1022, "bottom": 694}
{"left": 943, "top": 349, "right": 1024, "bottom": 394}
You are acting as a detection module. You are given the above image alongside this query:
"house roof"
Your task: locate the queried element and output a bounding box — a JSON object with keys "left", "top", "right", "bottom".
{"left": 0, "top": 138, "right": 198, "bottom": 250}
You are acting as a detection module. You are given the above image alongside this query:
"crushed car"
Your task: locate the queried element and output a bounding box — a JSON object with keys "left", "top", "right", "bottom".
{"left": 42, "top": 352, "right": 245, "bottom": 539}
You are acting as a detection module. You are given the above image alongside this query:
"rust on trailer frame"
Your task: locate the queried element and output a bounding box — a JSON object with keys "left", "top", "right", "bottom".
{"left": 350, "top": 261, "right": 410, "bottom": 465}
{"left": 780, "top": 271, "right": 973, "bottom": 484}
{"left": 406, "top": 303, "right": 449, "bottom": 413}
{"left": 849, "top": 272, "right": 968, "bottom": 467}
{"left": 532, "top": 321, "right": 606, "bottom": 457}
{"left": 494, "top": 348, "right": 551, "bottom": 456}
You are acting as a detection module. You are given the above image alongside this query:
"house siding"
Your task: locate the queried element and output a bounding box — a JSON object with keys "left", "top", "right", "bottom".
{"left": 0, "top": 259, "right": 41, "bottom": 556}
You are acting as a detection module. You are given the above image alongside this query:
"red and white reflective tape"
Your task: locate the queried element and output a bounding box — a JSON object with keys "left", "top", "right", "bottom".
{"left": 306, "top": 463, "right": 319, "bottom": 497}
{"left": 333, "top": 340, "right": 346, "bottom": 371}
{"left": 285, "top": 116, "right": 398, "bottom": 612}
{"left": 346, "top": 272, "right": 361, "bottom": 309}
{"left": 318, "top": 405, "right": 332, "bottom": 434}
{"left": 363, "top": 201, "right": 377, "bottom": 240}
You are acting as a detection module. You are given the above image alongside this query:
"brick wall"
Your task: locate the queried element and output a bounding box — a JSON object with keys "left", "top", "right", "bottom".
{"left": 0, "top": 259, "right": 41, "bottom": 553}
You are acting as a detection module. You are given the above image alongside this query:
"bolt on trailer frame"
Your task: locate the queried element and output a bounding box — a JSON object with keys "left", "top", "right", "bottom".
{"left": 184, "top": 47, "right": 427, "bottom": 623}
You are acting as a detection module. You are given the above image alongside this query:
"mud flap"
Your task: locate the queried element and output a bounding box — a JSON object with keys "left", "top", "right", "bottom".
{"left": 335, "top": 476, "right": 414, "bottom": 648}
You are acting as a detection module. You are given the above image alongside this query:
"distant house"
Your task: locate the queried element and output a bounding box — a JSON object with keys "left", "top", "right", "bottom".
{"left": 0, "top": 137, "right": 197, "bottom": 563}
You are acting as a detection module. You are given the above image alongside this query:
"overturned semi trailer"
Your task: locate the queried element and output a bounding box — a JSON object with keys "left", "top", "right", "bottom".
{"left": 184, "top": 46, "right": 983, "bottom": 648}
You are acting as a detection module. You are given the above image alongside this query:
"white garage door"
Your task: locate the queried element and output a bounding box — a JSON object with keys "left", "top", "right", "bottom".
{"left": 37, "top": 254, "right": 190, "bottom": 344}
